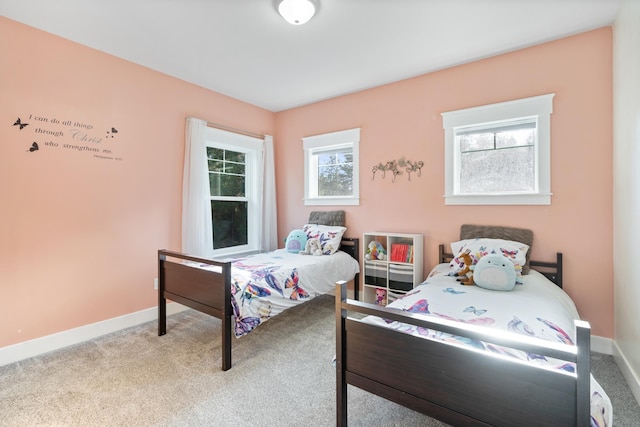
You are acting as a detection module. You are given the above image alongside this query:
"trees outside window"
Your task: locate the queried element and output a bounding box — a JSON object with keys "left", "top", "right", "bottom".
{"left": 303, "top": 128, "right": 360, "bottom": 206}
{"left": 442, "top": 94, "right": 554, "bottom": 205}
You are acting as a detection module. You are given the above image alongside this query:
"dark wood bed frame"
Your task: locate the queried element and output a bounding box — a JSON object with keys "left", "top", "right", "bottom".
{"left": 158, "top": 237, "right": 359, "bottom": 371}
{"left": 337, "top": 247, "right": 592, "bottom": 426}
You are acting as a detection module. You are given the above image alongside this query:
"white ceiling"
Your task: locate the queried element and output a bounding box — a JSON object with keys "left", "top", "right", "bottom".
{"left": 1, "top": 0, "right": 621, "bottom": 112}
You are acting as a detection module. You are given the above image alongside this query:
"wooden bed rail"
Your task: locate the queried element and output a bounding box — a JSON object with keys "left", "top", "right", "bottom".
{"left": 335, "top": 281, "right": 591, "bottom": 426}
{"left": 158, "top": 249, "right": 225, "bottom": 265}
{"left": 337, "top": 238, "right": 360, "bottom": 300}
{"left": 336, "top": 286, "right": 585, "bottom": 362}
{"left": 158, "top": 238, "right": 359, "bottom": 372}
{"left": 158, "top": 249, "right": 233, "bottom": 371}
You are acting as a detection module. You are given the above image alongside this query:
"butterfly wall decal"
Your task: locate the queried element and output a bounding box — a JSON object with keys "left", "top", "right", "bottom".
{"left": 27, "top": 142, "right": 39, "bottom": 152}
{"left": 106, "top": 127, "right": 118, "bottom": 138}
{"left": 13, "top": 118, "right": 29, "bottom": 130}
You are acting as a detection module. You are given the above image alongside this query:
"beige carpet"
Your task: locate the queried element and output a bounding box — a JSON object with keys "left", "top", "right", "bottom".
{"left": 1, "top": 294, "right": 638, "bottom": 426}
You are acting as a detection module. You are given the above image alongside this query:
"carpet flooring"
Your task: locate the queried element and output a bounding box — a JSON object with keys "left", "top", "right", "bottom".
{"left": 1, "top": 294, "right": 639, "bottom": 426}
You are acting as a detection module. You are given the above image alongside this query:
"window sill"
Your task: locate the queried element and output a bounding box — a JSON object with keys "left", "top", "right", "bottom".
{"left": 444, "top": 193, "right": 552, "bottom": 206}
{"left": 304, "top": 197, "right": 360, "bottom": 206}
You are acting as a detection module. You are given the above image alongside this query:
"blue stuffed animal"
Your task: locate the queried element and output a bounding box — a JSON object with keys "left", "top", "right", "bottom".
{"left": 285, "top": 229, "right": 308, "bottom": 253}
{"left": 473, "top": 254, "right": 516, "bottom": 291}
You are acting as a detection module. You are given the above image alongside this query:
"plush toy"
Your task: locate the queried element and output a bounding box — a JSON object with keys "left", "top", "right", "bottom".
{"left": 455, "top": 249, "right": 475, "bottom": 286}
{"left": 285, "top": 229, "right": 308, "bottom": 253}
{"left": 473, "top": 254, "right": 517, "bottom": 291}
{"left": 300, "top": 238, "right": 322, "bottom": 256}
{"left": 375, "top": 288, "right": 387, "bottom": 305}
{"left": 365, "top": 241, "right": 387, "bottom": 261}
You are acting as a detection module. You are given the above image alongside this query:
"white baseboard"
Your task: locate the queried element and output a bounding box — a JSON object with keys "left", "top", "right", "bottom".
{"left": 591, "top": 334, "right": 613, "bottom": 355}
{"left": 0, "top": 306, "right": 624, "bottom": 373}
{"left": 0, "top": 302, "right": 188, "bottom": 367}
{"left": 613, "top": 341, "right": 640, "bottom": 406}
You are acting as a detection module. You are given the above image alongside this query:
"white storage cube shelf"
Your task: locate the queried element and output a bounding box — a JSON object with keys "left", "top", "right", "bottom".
{"left": 362, "top": 232, "right": 424, "bottom": 305}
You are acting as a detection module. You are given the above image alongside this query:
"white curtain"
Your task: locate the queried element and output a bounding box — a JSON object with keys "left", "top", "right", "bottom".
{"left": 182, "top": 117, "right": 213, "bottom": 256}
{"left": 182, "top": 117, "right": 277, "bottom": 256}
{"left": 261, "top": 135, "right": 278, "bottom": 252}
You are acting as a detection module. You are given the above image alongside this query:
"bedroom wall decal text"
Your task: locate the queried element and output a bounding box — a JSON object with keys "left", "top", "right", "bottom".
{"left": 10, "top": 113, "right": 124, "bottom": 161}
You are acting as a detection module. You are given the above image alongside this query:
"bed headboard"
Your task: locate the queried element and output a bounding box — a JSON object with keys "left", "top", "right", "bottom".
{"left": 438, "top": 244, "right": 563, "bottom": 288}
{"left": 309, "top": 210, "right": 360, "bottom": 261}
{"left": 307, "top": 210, "right": 359, "bottom": 298}
{"left": 438, "top": 224, "right": 563, "bottom": 288}
{"left": 460, "top": 224, "right": 534, "bottom": 274}
{"left": 307, "top": 210, "right": 359, "bottom": 262}
{"left": 308, "top": 210, "right": 345, "bottom": 226}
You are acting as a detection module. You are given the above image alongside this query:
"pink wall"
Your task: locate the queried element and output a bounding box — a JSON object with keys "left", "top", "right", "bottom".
{"left": 0, "top": 18, "right": 275, "bottom": 348}
{"left": 275, "top": 28, "right": 614, "bottom": 337}
{"left": 1, "top": 17, "right": 613, "bottom": 350}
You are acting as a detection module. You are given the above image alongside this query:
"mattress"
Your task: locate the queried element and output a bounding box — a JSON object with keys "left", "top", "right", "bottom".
{"left": 364, "top": 264, "right": 613, "bottom": 426}
{"left": 198, "top": 249, "right": 360, "bottom": 337}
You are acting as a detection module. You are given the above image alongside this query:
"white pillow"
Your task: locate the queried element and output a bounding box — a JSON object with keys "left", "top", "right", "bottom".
{"left": 302, "top": 224, "right": 346, "bottom": 255}
{"left": 449, "top": 238, "right": 529, "bottom": 282}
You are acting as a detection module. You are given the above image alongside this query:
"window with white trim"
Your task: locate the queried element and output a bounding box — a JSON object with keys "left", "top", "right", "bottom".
{"left": 206, "top": 128, "right": 262, "bottom": 255}
{"left": 303, "top": 128, "right": 360, "bottom": 206}
{"left": 442, "top": 94, "right": 554, "bottom": 205}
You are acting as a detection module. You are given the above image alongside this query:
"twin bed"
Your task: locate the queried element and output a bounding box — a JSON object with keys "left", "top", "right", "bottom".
{"left": 158, "top": 210, "right": 359, "bottom": 371}
{"left": 158, "top": 218, "right": 612, "bottom": 426}
{"left": 336, "top": 224, "right": 612, "bottom": 426}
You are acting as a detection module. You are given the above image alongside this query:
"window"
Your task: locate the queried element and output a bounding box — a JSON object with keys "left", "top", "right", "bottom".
{"left": 206, "top": 128, "right": 262, "bottom": 255}
{"left": 302, "top": 128, "right": 360, "bottom": 206}
{"left": 442, "top": 94, "right": 554, "bottom": 205}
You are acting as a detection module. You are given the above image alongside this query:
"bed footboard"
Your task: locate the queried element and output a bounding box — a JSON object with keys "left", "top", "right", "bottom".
{"left": 335, "top": 282, "right": 591, "bottom": 426}
{"left": 158, "top": 250, "right": 233, "bottom": 371}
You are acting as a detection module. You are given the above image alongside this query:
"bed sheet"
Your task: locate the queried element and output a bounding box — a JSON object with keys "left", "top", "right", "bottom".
{"left": 198, "top": 249, "right": 359, "bottom": 338}
{"left": 364, "top": 264, "right": 612, "bottom": 426}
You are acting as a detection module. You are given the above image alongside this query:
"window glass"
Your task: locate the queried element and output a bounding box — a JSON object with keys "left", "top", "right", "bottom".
{"left": 457, "top": 120, "right": 536, "bottom": 194}
{"left": 316, "top": 146, "right": 353, "bottom": 197}
{"left": 211, "top": 200, "right": 248, "bottom": 249}
{"left": 205, "top": 128, "right": 262, "bottom": 255}
{"left": 442, "top": 94, "right": 554, "bottom": 205}
{"left": 207, "top": 147, "right": 245, "bottom": 197}
{"left": 303, "top": 128, "right": 360, "bottom": 206}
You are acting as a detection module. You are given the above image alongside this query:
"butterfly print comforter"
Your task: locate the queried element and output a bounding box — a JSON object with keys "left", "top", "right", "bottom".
{"left": 364, "top": 264, "right": 613, "bottom": 427}
{"left": 198, "top": 249, "right": 359, "bottom": 338}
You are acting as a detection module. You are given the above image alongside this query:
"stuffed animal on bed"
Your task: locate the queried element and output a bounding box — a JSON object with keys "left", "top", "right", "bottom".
{"left": 300, "top": 238, "right": 322, "bottom": 256}
{"left": 285, "top": 229, "right": 308, "bottom": 253}
{"left": 365, "top": 241, "right": 386, "bottom": 261}
{"left": 473, "top": 253, "right": 517, "bottom": 291}
{"left": 455, "top": 249, "right": 475, "bottom": 286}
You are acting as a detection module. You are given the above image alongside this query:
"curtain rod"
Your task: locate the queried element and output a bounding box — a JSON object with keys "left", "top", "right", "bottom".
{"left": 204, "top": 120, "right": 265, "bottom": 140}
{"left": 188, "top": 116, "right": 266, "bottom": 140}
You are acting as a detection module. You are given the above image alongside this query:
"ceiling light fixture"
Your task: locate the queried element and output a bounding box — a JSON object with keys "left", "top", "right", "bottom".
{"left": 278, "top": 0, "right": 316, "bottom": 25}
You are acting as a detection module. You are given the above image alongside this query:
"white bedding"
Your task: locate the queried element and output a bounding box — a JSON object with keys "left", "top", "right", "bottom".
{"left": 365, "top": 264, "right": 613, "bottom": 426}
{"left": 198, "top": 249, "right": 360, "bottom": 337}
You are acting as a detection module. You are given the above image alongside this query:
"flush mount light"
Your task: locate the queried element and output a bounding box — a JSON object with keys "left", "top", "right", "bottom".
{"left": 278, "top": 0, "right": 316, "bottom": 25}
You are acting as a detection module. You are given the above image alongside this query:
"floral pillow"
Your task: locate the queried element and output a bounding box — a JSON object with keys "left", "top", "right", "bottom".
{"left": 449, "top": 238, "right": 529, "bottom": 283}
{"left": 302, "top": 224, "right": 346, "bottom": 255}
